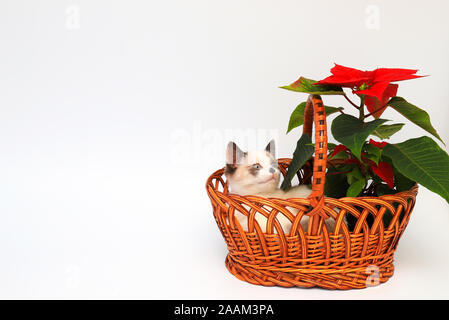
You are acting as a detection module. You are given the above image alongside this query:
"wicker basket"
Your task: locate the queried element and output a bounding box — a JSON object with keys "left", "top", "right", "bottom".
{"left": 206, "top": 94, "right": 418, "bottom": 290}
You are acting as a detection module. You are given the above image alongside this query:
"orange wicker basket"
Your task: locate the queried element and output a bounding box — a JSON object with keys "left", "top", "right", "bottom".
{"left": 206, "top": 94, "right": 418, "bottom": 290}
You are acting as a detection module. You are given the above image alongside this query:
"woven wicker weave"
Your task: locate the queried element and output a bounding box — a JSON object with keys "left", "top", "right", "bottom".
{"left": 206, "top": 94, "right": 418, "bottom": 289}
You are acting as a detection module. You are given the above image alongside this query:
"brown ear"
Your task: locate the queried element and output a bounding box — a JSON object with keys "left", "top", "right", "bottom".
{"left": 265, "top": 139, "right": 275, "bottom": 157}
{"left": 226, "top": 141, "right": 245, "bottom": 165}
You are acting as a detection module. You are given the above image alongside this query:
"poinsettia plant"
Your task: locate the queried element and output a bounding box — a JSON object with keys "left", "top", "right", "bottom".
{"left": 280, "top": 64, "right": 449, "bottom": 204}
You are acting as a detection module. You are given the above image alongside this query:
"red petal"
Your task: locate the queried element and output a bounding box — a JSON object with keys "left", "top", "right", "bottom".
{"left": 364, "top": 84, "right": 398, "bottom": 118}
{"left": 353, "top": 81, "right": 390, "bottom": 101}
{"left": 330, "top": 64, "right": 375, "bottom": 78}
{"left": 383, "top": 82, "right": 398, "bottom": 97}
{"left": 372, "top": 161, "right": 395, "bottom": 188}
{"left": 369, "top": 139, "right": 387, "bottom": 148}
{"left": 315, "top": 64, "right": 374, "bottom": 87}
{"left": 329, "top": 144, "right": 348, "bottom": 159}
{"left": 373, "top": 68, "right": 422, "bottom": 82}
{"left": 330, "top": 64, "right": 364, "bottom": 75}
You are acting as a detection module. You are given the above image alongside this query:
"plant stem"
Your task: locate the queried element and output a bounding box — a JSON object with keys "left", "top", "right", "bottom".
{"left": 358, "top": 95, "right": 365, "bottom": 121}
{"left": 343, "top": 94, "right": 360, "bottom": 110}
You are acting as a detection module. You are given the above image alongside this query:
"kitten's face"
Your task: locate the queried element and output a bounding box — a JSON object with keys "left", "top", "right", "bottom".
{"left": 224, "top": 140, "right": 281, "bottom": 195}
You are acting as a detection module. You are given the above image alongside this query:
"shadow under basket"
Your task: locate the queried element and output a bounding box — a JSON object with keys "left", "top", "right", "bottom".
{"left": 205, "top": 95, "right": 418, "bottom": 290}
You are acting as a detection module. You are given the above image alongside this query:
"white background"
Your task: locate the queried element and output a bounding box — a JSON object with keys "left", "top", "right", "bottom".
{"left": 1, "top": 0, "right": 448, "bottom": 299}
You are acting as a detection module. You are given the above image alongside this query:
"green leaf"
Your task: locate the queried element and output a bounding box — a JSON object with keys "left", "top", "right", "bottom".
{"left": 394, "top": 168, "right": 416, "bottom": 192}
{"left": 346, "top": 179, "right": 366, "bottom": 197}
{"left": 286, "top": 102, "right": 343, "bottom": 134}
{"left": 324, "top": 167, "right": 350, "bottom": 198}
{"left": 280, "top": 134, "right": 314, "bottom": 190}
{"left": 383, "top": 136, "right": 449, "bottom": 203}
{"left": 388, "top": 97, "right": 444, "bottom": 144}
{"left": 331, "top": 114, "right": 388, "bottom": 160}
{"left": 280, "top": 77, "right": 345, "bottom": 95}
{"left": 364, "top": 143, "right": 381, "bottom": 164}
{"left": 347, "top": 166, "right": 363, "bottom": 185}
{"left": 371, "top": 123, "right": 405, "bottom": 140}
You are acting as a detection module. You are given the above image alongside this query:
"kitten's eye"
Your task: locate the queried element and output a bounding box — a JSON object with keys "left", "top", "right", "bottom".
{"left": 252, "top": 163, "right": 262, "bottom": 170}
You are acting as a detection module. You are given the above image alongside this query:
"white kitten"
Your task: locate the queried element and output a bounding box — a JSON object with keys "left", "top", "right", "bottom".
{"left": 224, "top": 140, "right": 336, "bottom": 234}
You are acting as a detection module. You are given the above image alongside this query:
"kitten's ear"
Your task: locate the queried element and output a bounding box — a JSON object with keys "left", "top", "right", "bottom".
{"left": 226, "top": 141, "right": 245, "bottom": 165}
{"left": 265, "top": 139, "right": 275, "bottom": 157}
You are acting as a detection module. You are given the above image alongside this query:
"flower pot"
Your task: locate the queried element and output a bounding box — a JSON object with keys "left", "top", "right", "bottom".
{"left": 205, "top": 95, "right": 418, "bottom": 290}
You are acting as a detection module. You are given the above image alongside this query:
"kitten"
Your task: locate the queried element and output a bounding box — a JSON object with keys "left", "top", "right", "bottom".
{"left": 225, "top": 140, "right": 311, "bottom": 199}
{"left": 224, "top": 140, "right": 336, "bottom": 234}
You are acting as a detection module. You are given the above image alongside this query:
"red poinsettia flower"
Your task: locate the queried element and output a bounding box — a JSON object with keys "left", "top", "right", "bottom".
{"left": 315, "top": 64, "right": 423, "bottom": 118}
{"left": 369, "top": 139, "right": 387, "bottom": 149}
{"left": 371, "top": 161, "right": 395, "bottom": 188}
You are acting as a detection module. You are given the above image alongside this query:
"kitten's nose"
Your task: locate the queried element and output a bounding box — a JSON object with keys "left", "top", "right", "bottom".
{"left": 269, "top": 168, "right": 275, "bottom": 174}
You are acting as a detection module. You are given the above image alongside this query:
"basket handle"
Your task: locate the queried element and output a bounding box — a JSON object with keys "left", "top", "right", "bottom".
{"left": 303, "top": 94, "right": 329, "bottom": 235}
